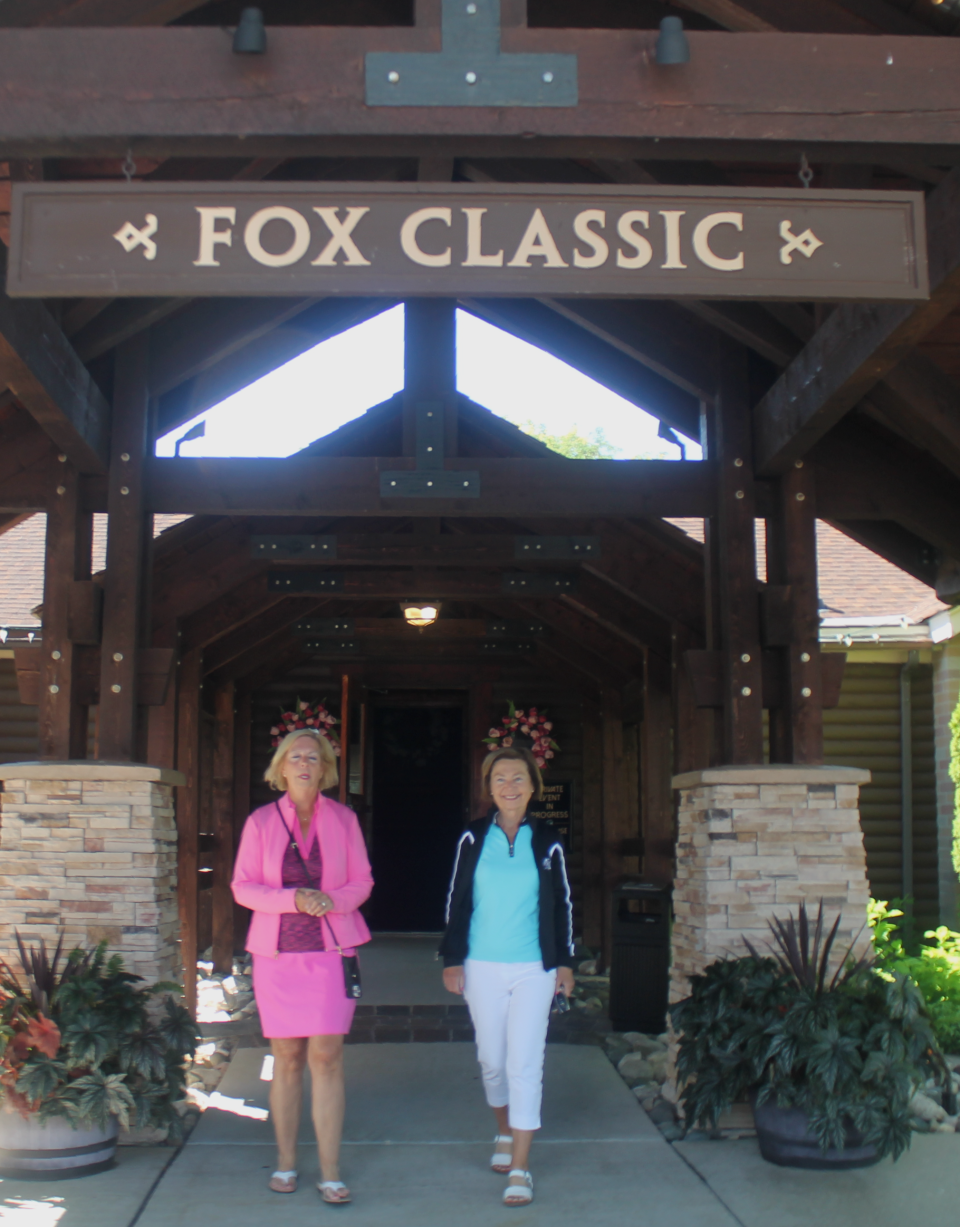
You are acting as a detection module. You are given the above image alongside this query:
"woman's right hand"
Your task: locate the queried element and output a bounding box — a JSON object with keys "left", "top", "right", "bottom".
{"left": 442, "top": 965, "right": 465, "bottom": 995}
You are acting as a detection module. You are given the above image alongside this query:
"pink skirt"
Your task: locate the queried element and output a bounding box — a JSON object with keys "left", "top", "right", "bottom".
{"left": 252, "top": 950, "right": 357, "bottom": 1038}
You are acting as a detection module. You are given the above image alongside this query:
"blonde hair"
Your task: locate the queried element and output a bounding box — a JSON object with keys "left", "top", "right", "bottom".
{"left": 264, "top": 728, "right": 339, "bottom": 793}
{"left": 480, "top": 747, "right": 543, "bottom": 806}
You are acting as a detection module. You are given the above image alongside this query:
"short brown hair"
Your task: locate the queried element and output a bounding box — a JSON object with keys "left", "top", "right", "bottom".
{"left": 264, "top": 728, "right": 339, "bottom": 792}
{"left": 480, "top": 747, "right": 543, "bottom": 806}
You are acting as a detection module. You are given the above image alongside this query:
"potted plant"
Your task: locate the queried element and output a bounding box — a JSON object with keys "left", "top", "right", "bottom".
{"left": 0, "top": 934, "right": 196, "bottom": 1178}
{"left": 670, "top": 902, "right": 949, "bottom": 1169}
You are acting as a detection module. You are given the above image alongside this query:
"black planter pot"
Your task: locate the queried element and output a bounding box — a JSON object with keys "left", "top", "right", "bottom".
{"left": 752, "top": 1097, "right": 881, "bottom": 1170}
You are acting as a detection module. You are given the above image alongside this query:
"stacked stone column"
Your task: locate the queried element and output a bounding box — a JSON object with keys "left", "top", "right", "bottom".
{"left": 669, "top": 765, "right": 872, "bottom": 1006}
{"left": 0, "top": 763, "right": 183, "bottom": 984}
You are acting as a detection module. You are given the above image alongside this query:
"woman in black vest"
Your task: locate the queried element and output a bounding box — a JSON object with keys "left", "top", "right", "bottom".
{"left": 440, "top": 747, "right": 575, "bottom": 1207}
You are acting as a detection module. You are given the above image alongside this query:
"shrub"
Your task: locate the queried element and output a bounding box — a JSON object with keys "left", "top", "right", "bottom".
{"left": 0, "top": 934, "right": 196, "bottom": 1136}
{"left": 671, "top": 902, "right": 947, "bottom": 1160}
{"left": 870, "top": 900, "right": 960, "bottom": 1055}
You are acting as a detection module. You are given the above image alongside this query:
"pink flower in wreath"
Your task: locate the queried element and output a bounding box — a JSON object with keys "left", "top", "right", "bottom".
{"left": 502, "top": 737, "right": 513, "bottom": 747}
{"left": 488, "top": 728, "right": 501, "bottom": 738}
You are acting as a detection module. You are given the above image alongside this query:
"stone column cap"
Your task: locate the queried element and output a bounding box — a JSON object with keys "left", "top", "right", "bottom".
{"left": 673, "top": 764, "right": 871, "bottom": 789}
{"left": 0, "top": 761, "right": 186, "bottom": 786}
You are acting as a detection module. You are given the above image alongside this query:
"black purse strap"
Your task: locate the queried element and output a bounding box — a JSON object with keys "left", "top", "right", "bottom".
{"left": 275, "top": 801, "right": 343, "bottom": 954}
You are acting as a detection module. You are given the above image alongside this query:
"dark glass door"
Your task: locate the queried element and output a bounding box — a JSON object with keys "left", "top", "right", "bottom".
{"left": 367, "top": 705, "right": 465, "bottom": 931}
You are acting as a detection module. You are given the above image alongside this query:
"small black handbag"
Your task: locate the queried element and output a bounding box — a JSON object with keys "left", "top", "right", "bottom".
{"left": 276, "top": 802, "right": 362, "bottom": 1000}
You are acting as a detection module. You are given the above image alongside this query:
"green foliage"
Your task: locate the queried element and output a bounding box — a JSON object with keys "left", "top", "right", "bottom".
{"left": 671, "top": 902, "right": 946, "bottom": 1161}
{"left": 870, "top": 899, "right": 960, "bottom": 1054}
{"left": 951, "top": 691, "right": 960, "bottom": 882}
{"left": 518, "top": 420, "right": 619, "bottom": 459}
{"left": 1, "top": 935, "right": 195, "bottom": 1135}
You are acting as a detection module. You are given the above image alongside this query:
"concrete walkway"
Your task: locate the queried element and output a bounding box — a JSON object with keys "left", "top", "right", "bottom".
{"left": 3, "top": 1047, "right": 958, "bottom": 1227}
{"left": 136, "top": 1044, "right": 738, "bottom": 1227}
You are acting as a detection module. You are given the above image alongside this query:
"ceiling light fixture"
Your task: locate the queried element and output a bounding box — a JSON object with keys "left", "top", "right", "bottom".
{"left": 233, "top": 7, "right": 267, "bottom": 55}
{"left": 655, "top": 16, "right": 690, "bottom": 66}
{"left": 402, "top": 603, "right": 440, "bottom": 628}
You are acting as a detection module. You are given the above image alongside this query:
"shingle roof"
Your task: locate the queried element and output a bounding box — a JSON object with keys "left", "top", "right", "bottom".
{"left": 667, "top": 518, "right": 945, "bottom": 624}
{"left": 0, "top": 514, "right": 187, "bottom": 629}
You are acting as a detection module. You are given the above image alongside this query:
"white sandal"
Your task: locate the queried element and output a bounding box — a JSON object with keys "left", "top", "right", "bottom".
{"left": 318, "top": 1180, "right": 351, "bottom": 1205}
{"left": 268, "top": 1169, "right": 297, "bottom": 1194}
{"left": 503, "top": 1169, "right": 533, "bottom": 1206}
{"left": 490, "top": 1133, "right": 513, "bottom": 1172}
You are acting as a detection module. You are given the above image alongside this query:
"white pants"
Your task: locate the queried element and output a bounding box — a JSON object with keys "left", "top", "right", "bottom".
{"left": 463, "top": 958, "right": 556, "bottom": 1131}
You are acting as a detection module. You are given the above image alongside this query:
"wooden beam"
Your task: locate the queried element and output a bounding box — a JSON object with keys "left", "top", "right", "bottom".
{"left": 338, "top": 673, "right": 350, "bottom": 804}
{"left": 232, "top": 689, "right": 252, "bottom": 952}
{"left": 538, "top": 297, "right": 715, "bottom": 404}
{"left": 601, "top": 689, "right": 630, "bottom": 967}
{"left": 640, "top": 649, "right": 674, "bottom": 885}
{"left": 676, "top": 0, "right": 933, "bottom": 35}
{"left": 4, "top": 29, "right": 960, "bottom": 157}
{"left": 38, "top": 462, "right": 92, "bottom": 759}
{"left": 211, "top": 680, "right": 235, "bottom": 975}
{"left": 580, "top": 709, "right": 603, "bottom": 951}
{"left": 202, "top": 598, "right": 329, "bottom": 676}
{"left": 149, "top": 297, "right": 320, "bottom": 397}
{"left": 72, "top": 297, "right": 187, "bottom": 365}
{"left": 175, "top": 645, "right": 201, "bottom": 1016}
{"left": 815, "top": 414, "right": 960, "bottom": 558}
{"left": 766, "top": 459, "right": 823, "bottom": 764}
{"left": 0, "top": 246, "right": 110, "bottom": 472}
{"left": 144, "top": 455, "right": 717, "bottom": 519}
{"left": 155, "top": 299, "right": 394, "bottom": 437}
{"left": 404, "top": 298, "right": 457, "bottom": 459}
{"left": 468, "top": 680, "right": 492, "bottom": 819}
{"left": 461, "top": 298, "right": 702, "bottom": 440}
{"left": 865, "top": 350, "right": 960, "bottom": 481}
{"left": 715, "top": 343, "right": 764, "bottom": 764}
{"left": 0, "top": 1, "right": 208, "bottom": 25}
{"left": 97, "top": 335, "right": 149, "bottom": 760}
{"left": 177, "top": 574, "right": 285, "bottom": 652}
{"left": 754, "top": 167, "right": 960, "bottom": 476}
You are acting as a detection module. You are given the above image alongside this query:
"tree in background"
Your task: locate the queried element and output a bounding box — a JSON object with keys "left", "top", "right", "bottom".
{"left": 519, "top": 421, "right": 618, "bottom": 459}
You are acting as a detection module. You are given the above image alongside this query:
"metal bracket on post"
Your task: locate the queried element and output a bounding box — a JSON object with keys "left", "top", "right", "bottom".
{"left": 366, "top": 0, "right": 577, "bottom": 108}
{"left": 381, "top": 399, "right": 480, "bottom": 499}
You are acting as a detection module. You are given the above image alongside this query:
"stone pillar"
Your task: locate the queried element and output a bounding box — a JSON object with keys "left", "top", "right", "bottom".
{"left": 669, "top": 765, "right": 872, "bottom": 1006}
{"left": 0, "top": 762, "right": 184, "bottom": 984}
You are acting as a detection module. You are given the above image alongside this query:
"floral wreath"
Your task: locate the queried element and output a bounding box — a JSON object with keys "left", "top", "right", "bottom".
{"left": 270, "top": 698, "right": 341, "bottom": 755}
{"left": 483, "top": 700, "right": 559, "bottom": 769}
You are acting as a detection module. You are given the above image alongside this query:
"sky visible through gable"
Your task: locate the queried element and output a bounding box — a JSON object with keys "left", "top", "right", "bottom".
{"left": 154, "top": 306, "right": 702, "bottom": 462}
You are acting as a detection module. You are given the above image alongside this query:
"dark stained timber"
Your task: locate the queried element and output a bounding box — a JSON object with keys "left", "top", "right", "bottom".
{"left": 2, "top": 28, "right": 960, "bottom": 155}
{"left": 143, "top": 456, "right": 715, "bottom": 518}
{"left": 7, "top": 182, "right": 927, "bottom": 302}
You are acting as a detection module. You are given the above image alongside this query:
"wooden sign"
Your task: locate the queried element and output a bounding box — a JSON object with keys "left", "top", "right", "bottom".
{"left": 528, "top": 779, "right": 572, "bottom": 840}
{"left": 7, "top": 182, "right": 926, "bottom": 301}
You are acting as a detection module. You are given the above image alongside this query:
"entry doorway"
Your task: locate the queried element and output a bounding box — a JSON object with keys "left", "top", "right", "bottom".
{"left": 365, "top": 696, "right": 468, "bottom": 932}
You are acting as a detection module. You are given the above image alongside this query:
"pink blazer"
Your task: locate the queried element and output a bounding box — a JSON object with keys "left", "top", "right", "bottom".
{"left": 232, "top": 793, "right": 373, "bottom": 957}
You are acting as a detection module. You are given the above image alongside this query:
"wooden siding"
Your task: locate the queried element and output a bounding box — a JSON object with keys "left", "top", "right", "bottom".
{"left": 823, "top": 662, "right": 939, "bottom": 929}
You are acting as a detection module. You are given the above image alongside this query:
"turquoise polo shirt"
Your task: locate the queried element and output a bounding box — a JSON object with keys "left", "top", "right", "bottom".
{"left": 468, "top": 822, "right": 542, "bottom": 964}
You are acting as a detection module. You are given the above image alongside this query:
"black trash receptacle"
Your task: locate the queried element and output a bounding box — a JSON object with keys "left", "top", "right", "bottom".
{"left": 608, "top": 881, "right": 672, "bottom": 1034}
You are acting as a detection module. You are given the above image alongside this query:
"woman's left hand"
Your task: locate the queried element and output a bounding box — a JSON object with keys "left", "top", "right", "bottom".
{"left": 556, "top": 967, "right": 575, "bottom": 998}
{"left": 295, "top": 889, "right": 334, "bottom": 916}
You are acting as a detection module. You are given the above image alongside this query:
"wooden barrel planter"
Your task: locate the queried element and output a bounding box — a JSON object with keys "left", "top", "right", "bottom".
{"left": 752, "top": 1098, "right": 880, "bottom": 1170}
{"left": 0, "top": 1112, "right": 119, "bottom": 1179}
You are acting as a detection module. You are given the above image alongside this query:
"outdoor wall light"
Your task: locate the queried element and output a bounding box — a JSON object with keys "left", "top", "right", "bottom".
{"left": 233, "top": 7, "right": 267, "bottom": 54}
{"left": 174, "top": 420, "right": 206, "bottom": 457}
{"left": 655, "top": 16, "right": 690, "bottom": 65}
{"left": 402, "top": 603, "right": 440, "bottom": 628}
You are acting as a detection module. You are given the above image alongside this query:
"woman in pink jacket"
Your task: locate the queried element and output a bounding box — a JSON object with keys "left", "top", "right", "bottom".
{"left": 232, "top": 728, "right": 373, "bottom": 1205}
